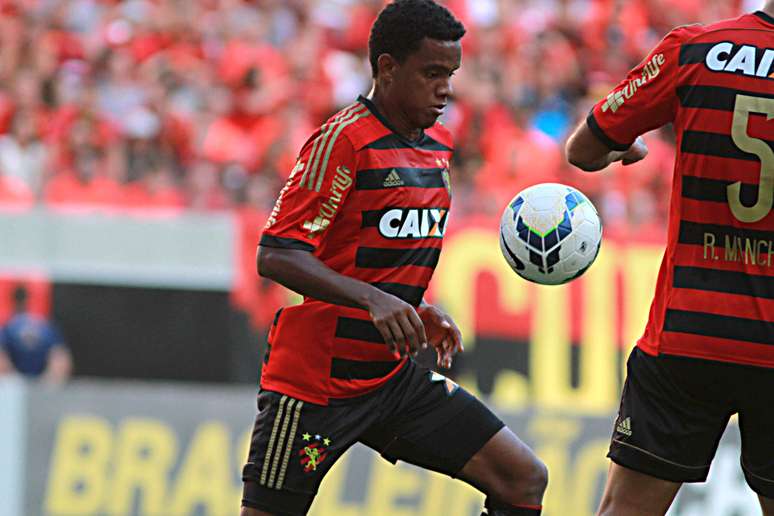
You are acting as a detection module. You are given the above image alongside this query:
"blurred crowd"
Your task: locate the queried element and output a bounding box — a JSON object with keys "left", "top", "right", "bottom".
{"left": 0, "top": 0, "right": 756, "bottom": 227}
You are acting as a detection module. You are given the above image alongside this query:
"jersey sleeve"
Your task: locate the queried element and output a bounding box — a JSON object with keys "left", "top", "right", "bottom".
{"left": 260, "top": 132, "right": 357, "bottom": 251}
{"left": 587, "top": 26, "right": 691, "bottom": 150}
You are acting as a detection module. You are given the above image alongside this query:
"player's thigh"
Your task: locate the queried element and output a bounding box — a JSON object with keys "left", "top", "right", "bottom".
{"left": 360, "top": 367, "right": 546, "bottom": 505}
{"left": 597, "top": 462, "right": 681, "bottom": 516}
{"left": 241, "top": 391, "right": 375, "bottom": 516}
{"left": 359, "top": 369, "right": 505, "bottom": 479}
{"left": 607, "top": 349, "right": 733, "bottom": 486}
{"left": 737, "top": 366, "right": 774, "bottom": 501}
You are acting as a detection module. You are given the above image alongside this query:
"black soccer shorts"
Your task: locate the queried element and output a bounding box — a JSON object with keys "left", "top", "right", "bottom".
{"left": 609, "top": 347, "right": 774, "bottom": 498}
{"left": 241, "top": 359, "right": 505, "bottom": 515}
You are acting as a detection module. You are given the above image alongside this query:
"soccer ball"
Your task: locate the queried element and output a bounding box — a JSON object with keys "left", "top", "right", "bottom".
{"left": 499, "top": 183, "right": 602, "bottom": 285}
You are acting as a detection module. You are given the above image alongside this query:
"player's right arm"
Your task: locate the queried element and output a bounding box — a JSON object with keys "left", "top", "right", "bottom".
{"left": 258, "top": 133, "right": 427, "bottom": 356}
{"left": 566, "top": 25, "right": 698, "bottom": 171}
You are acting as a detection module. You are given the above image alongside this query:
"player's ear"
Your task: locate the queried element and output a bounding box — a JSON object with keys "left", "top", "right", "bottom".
{"left": 376, "top": 53, "right": 398, "bottom": 84}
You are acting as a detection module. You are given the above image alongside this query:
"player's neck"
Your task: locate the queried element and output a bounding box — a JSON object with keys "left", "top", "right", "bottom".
{"left": 368, "top": 90, "right": 422, "bottom": 142}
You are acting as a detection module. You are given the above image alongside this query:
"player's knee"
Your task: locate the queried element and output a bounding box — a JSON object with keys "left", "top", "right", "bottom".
{"left": 489, "top": 456, "right": 548, "bottom": 505}
{"left": 240, "top": 506, "right": 270, "bottom": 516}
{"left": 524, "top": 458, "right": 548, "bottom": 498}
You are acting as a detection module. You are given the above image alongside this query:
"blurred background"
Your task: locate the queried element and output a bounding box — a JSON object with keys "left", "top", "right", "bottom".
{"left": 0, "top": 0, "right": 766, "bottom": 515}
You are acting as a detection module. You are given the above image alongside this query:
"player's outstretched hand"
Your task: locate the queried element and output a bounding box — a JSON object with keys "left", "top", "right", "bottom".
{"left": 620, "top": 136, "right": 648, "bottom": 165}
{"left": 365, "top": 289, "right": 427, "bottom": 357}
{"left": 417, "top": 304, "right": 463, "bottom": 369}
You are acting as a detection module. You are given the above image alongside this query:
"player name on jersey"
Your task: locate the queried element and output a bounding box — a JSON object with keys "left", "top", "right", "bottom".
{"left": 702, "top": 231, "right": 774, "bottom": 266}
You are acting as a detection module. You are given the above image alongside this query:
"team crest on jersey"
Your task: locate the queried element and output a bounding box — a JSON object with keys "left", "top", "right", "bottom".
{"left": 299, "top": 432, "right": 331, "bottom": 473}
{"left": 378, "top": 208, "right": 448, "bottom": 239}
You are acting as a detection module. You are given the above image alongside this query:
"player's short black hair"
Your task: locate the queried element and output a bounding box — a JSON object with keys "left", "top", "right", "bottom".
{"left": 369, "top": 0, "right": 466, "bottom": 77}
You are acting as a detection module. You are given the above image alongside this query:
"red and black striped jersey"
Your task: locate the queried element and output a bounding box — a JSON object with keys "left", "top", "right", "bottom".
{"left": 588, "top": 11, "right": 774, "bottom": 367}
{"left": 259, "top": 96, "right": 454, "bottom": 404}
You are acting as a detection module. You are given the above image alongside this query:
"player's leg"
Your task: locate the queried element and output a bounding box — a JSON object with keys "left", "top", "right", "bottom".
{"left": 240, "top": 391, "right": 374, "bottom": 516}
{"left": 598, "top": 348, "right": 733, "bottom": 516}
{"left": 596, "top": 463, "right": 680, "bottom": 516}
{"left": 737, "top": 363, "right": 774, "bottom": 516}
{"left": 359, "top": 362, "right": 546, "bottom": 515}
{"left": 240, "top": 508, "right": 272, "bottom": 516}
{"left": 456, "top": 426, "right": 547, "bottom": 511}
{"left": 760, "top": 496, "right": 774, "bottom": 516}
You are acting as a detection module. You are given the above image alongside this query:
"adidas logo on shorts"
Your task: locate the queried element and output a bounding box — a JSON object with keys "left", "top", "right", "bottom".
{"left": 616, "top": 416, "right": 632, "bottom": 437}
{"left": 383, "top": 169, "right": 404, "bottom": 188}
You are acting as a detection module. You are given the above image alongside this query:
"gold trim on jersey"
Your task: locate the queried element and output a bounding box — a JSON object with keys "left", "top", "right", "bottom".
{"left": 315, "top": 108, "right": 370, "bottom": 192}
{"left": 303, "top": 104, "right": 370, "bottom": 192}
{"left": 300, "top": 103, "right": 360, "bottom": 190}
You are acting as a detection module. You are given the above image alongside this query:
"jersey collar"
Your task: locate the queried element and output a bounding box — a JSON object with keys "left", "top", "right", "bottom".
{"left": 753, "top": 10, "right": 774, "bottom": 25}
{"left": 357, "top": 95, "right": 429, "bottom": 148}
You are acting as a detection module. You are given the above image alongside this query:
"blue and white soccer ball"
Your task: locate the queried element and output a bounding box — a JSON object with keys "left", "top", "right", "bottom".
{"left": 499, "top": 183, "right": 602, "bottom": 285}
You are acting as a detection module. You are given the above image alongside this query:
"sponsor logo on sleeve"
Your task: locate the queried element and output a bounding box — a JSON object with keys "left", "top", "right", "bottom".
{"left": 301, "top": 165, "right": 353, "bottom": 238}
{"left": 266, "top": 160, "right": 305, "bottom": 229}
{"left": 602, "top": 53, "right": 666, "bottom": 113}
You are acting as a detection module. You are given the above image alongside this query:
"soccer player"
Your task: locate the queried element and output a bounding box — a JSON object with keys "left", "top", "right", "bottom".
{"left": 0, "top": 285, "right": 72, "bottom": 384}
{"left": 566, "top": 3, "right": 774, "bottom": 515}
{"left": 240, "top": 1, "right": 548, "bottom": 515}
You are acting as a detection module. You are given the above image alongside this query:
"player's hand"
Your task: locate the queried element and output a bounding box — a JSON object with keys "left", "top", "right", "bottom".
{"left": 620, "top": 136, "right": 648, "bottom": 165}
{"left": 365, "top": 289, "right": 427, "bottom": 357}
{"left": 417, "top": 304, "right": 463, "bottom": 369}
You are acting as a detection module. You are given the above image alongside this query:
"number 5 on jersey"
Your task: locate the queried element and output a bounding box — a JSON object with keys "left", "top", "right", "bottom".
{"left": 727, "top": 94, "right": 774, "bottom": 223}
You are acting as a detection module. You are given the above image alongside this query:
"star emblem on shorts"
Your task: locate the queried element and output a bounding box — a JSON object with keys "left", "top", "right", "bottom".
{"left": 323, "top": 437, "right": 331, "bottom": 446}
{"left": 302, "top": 432, "right": 311, "bottom": 441}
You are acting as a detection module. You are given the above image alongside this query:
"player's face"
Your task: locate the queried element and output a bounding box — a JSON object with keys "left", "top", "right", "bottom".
{"left": 394, "top": 38, "right": 461, "bottom": 130}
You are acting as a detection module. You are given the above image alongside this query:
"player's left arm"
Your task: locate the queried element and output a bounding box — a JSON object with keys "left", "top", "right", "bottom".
{"left": 566, "top": 26, "right": 692, "bottom": 171}
{"left": 0, "top": 327, "right": 14, "bottom": 376}
{"left": 418, "top": 300, "right": 463, "bottom": 368}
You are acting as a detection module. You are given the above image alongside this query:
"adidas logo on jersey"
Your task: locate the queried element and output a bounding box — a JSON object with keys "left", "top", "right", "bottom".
{"left": 378, "top": 208, "right": 448, "bottom": 239}
{"left": 383, "top": 169, "right": 404, "bottom": 188}
{"left": 705, "top": 42, "right": 774, "bottom": 79}
{"left": 616, "top": 417, "right": 632, "bottom": 437}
